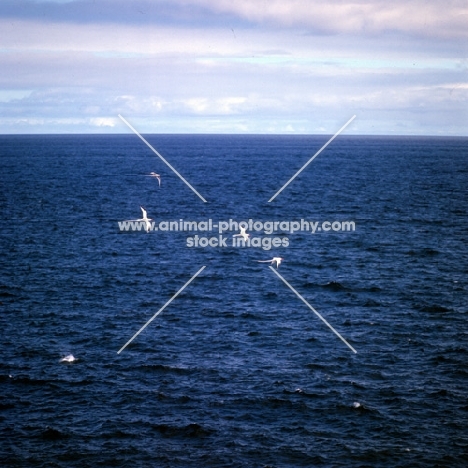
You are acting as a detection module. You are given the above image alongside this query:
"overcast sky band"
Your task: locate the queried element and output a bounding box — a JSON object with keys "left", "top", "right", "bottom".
{"left": 118, "top": 114, "right": 207, "bottom": 203}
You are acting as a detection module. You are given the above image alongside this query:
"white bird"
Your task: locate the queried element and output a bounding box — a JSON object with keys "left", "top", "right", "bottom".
{"left": 123, "top": 206, "right": 153, "bottom": 233}
{"left": 148, "top": 172, "right": 161, "bottom": 187}
{"left": 233, "top": 226, "right": 250, "bottom": 242}
{"left": 139, "top": 206, "right": 152, "bottom": 233}
{"left": 60, "top": 354, "right": 76, "bottom": 363}
{"left": 257, "top": 257, "right": 283, "bottom": 269}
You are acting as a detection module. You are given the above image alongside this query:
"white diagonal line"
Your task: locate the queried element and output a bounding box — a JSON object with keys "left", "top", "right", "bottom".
{"left": 268, "top": 115, "right": 356, "bottom": 202}
{"left": 118, "top": 114, "right": 207, "bottom": 203}
{"left": 117, "top": 266, "right": 206, "bottom": 354}
{"left": 269, "top": 266, "right": 357, "bottom": 353}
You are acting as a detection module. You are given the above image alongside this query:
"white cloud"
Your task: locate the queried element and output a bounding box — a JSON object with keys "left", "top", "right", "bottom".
{"left": 0, "top": 90, "right": 32, "bottom": 102}
{"left": 182, "top": 97, "right": 247, "bottom": 115}
{"left": 90, "top": 117, "right": 117, "bottom": 127}
{"left": 184, "top": 98, "right": 209, "bottom": 114}
{"left": 181, "top": 0, "right": 468, "bottom": 38}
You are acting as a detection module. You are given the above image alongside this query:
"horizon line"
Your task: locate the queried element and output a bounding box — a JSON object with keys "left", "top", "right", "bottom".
{"left": 0, "top": 132, "right": 467, "bottom": 138}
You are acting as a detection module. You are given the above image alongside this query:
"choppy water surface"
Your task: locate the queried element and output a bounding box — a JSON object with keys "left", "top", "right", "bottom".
{"left": 0, "top": 134, "right": 467, "bottom": 467}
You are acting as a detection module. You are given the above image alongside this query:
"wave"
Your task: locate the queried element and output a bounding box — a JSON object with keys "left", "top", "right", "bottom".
{"left": 151, "top": 423, "right": 212, "bottom": 438}
{"left": 322, "top": 281, "right": 348, "bottom": 291}
{"left": 41, "top": 426, "right": 70, "bottom": 440}
{"left": 416, "top": 303, "right": 451, "bottom": 313}
{"left": 136, "top": 363, "right": 192, "bottom": 374}
{"left": 406, "top": 247, "right": 441, "bottom": 257}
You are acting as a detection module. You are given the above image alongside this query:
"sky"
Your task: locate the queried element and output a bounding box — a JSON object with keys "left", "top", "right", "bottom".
{"left": 0, "top": 0, "right": 467, "bottom": 135}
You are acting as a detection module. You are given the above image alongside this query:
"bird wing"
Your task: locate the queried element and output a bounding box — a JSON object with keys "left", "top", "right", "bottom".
{"left": 140, "top": 207, "right": 147, "bottom": 218}
{"left": 257, "top": 260, "right": 273, "bottom": 263}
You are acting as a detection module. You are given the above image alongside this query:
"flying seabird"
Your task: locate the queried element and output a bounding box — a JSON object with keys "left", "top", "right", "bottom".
{"left": 148, "top": 172, "right": 161, "bottom": 187}
{"left": 257, "top": 257, "right": 283, "bottom": 269}
{"left": 123, "top": 206, "right": 153, "bottom": 233}
{"left": 233, "top": 226, "right": 250, "bottom": 242}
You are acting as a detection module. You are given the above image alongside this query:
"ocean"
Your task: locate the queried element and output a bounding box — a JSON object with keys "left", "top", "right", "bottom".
{"left": 0, "top": 134, "right": 467, "bottom": 467}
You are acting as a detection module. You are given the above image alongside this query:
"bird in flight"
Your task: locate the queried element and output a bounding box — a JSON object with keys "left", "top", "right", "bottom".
{"left": 123, "top": 206, "right": 153, "bottom": 233}
{"left": 148, "top": 172, "right": 161, "bottom": 187}
{"left": 139, "top": 206, "right": 152, "bottom": 233}
{"left": 233, "top": 226, "right": 250, "bottom": 242}
{"left": 257, "top": 257, "right": 284, "bottom": 269}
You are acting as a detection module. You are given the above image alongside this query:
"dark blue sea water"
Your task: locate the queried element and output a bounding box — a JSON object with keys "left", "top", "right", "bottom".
{"left": 0, "top": 134, "right": 467, "bottom": 467}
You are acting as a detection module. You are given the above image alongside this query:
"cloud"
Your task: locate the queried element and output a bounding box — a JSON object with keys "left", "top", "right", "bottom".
{"left": 1, "top": 0, "right": 467, "bottom": 39}
{"left": 90, "top": 117, "right": 116, "bottom": 127}
{"left": 183, "top": 97, "right": 247, "bottom": 114}
{"left": 192, "top": 0, "right": 468, "bottom": 38}
{"left": 0, "top": 0, "right": 466, "bottom": 134}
